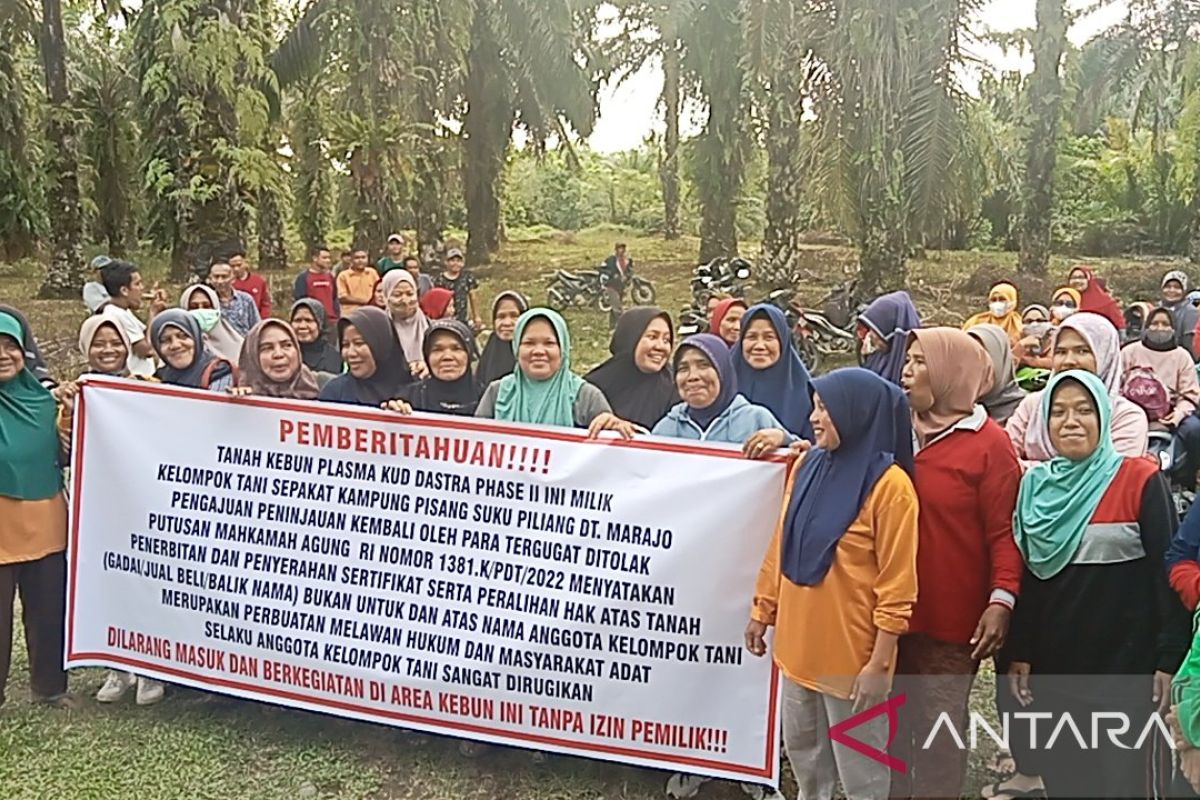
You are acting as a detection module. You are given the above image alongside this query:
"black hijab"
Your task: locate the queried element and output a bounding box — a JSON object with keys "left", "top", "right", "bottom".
{"left": 0, "top": 303, "right": 53, "bottom": 385}
{"left": 291, "top": 299, "right": 343, "bottom": 373}
{"left": 586, "top": 307, "right": 677, "bottom": 429}
{"left": 402, "top": 320, "right": 482, "bottom": 416}
{"left": 150, "top": 309, "right": 234, "bottom": 389}
{"left": 477, "top": 291, "right": 528, "bottom": 388}
{"left": 337, "top": 306, "right": 414, "bottom": 405}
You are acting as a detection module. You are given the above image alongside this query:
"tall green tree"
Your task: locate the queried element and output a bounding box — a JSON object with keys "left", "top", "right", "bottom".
{"left": 461, "top": 0, "right": 599, "bottom": 265}
{"left": 37, "top": 0, "right": 85, "bottom": 297}
{"left": 687, "top": 0, "right": 748, "bottom": 263}
{"left": 806, "top": 0, "right": 977, "bottom": 293}
{"left": 0, "top": 2, "right": 46, "bottom": 261}
{"left": 1018, "top": 0, "right": 1067, "bottom": 275}
{"left": 288, "top": 73, "right": 332, "bottom": 254}
{"left": 134, "top": 0, "right": 278, "bottom": 279}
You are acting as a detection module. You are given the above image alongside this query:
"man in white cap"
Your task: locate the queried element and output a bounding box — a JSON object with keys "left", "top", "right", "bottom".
{"left": 376, "top": 233, "right": 408, "bottom": 276}
{"left": 435, "top": 247, "right": 482, "bottom": 331}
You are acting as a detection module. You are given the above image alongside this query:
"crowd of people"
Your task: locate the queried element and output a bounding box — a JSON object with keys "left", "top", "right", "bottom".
{"left": 10, "top": 243, "right": 1200, "bottom": 799}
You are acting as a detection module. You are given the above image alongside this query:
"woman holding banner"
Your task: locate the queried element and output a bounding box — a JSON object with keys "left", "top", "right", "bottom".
{"left": 319, "top": 306, "right": 413, "bottom": 406}
{"left": 747, "top": 368, "right": 918, "bottom": 800}
{"left": 0, "top": 309, "right": 73, "bottom": 708}
{"left": 149, "top": 310, "right": 236, "bottom": 392}
{"left": 386, "top": 320, "right": 482, "bottom": 417}
{"left": 232, "top": 320, "right": 322, "bottom": 400}
{"left": 475, "top": 308, "right": 633, "bottom": 437}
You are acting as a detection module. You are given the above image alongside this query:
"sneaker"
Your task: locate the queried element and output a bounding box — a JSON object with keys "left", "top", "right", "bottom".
{"left": 135, "top": 677, "right": 165, "bottom": 706}
{"left": 96, "top": 671, "right": 136, "bottom": 703}
{"left": 739, "top": 784, "right": 785, "bottom": 800}
{"left": 666, "top": 773, "right": 709, "bottom": 799}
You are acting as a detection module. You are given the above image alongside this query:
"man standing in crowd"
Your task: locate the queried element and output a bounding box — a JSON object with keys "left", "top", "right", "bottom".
{"left": 335, "top": 249, "right": 353, "bottom": 277}
{"left": 336, "top": 248, "right": 380, "bottom": 316}
{"left": 293, "top": 244, "right": 339, "bottom": 324}
{"left": 95, "top": 259, "right": 160, "bottom": 377}
{"left": 436, "top": 247, "right": 482, "bottom": 331}
{"left": 229, "top": 249, "right": 271, "bottom": 319}
{"left": 207, "top": 260, "right": 261, "bottom": 336}
{"left": 601, "top": 242, "right": 633, "bottom": 327}
{"left": 404, "top": 255, "right": 433, "bottom": 297}
{"left": 376, "top": 233, "right": 408, "bottom": 275}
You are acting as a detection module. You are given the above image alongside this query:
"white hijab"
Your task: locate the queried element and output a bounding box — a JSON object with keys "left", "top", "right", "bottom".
{"left": 381, "top": 270, "right": 429, "bottom": 363}
{"left": 1023, "top": 312, "right": 1122, "bottom": 460}
{"left": 179, "top": 284, "right": 244, "bottom": 363}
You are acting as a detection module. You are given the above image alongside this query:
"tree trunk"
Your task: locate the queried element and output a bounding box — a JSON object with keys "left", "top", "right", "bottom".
{"left": 1018, "top": 0, "right": 1066, "bottom": 276}
{"left": 257, "top": 190, "right": 288, "bottom": 272}
{"left": 696, "top": 111, "right": 741, "bottom": 263}
{"left": 760, "top": 63, "right": 804, "bottom": 288}
{"left": 37, "top": 0, "right": 85, "bottom": 299}
{"left": 1189, "top": 128, "right": 1200, "bottom": 264}
{"left": 412, "top": 77, "right": 447, "bottom": 257}
{"left": 659, "top": 43, "right": 681, "bottom": 241}
{"left": 859, "top": 221, "right": 909, "bottom": 296}
{"left": 463, "top": 9, "right": 510, "bottom": 267}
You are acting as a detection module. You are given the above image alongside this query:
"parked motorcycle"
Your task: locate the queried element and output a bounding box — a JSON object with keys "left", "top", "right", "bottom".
{"left": 762, "top": 285, "right": 857, "bottom": 374}
{"left": 545, "top": 269, "right": 603, "bottom": 310}
{"left": 1147, "top": 429, "right": 1195, "bottom": 520}
{"left": 597, "top": 273, "right": 658, "bottom": 312}
{"left": 690, "top": 257, "right": 753, "bottom": 305}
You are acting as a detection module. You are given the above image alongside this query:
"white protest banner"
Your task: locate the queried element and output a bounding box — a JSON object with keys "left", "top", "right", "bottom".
{"left": 66, "top": 376, "right": 787, "bottom": 783}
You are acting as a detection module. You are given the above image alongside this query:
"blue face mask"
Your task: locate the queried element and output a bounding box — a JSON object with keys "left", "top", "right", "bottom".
{"left": 189, "top": 309, "right": 220, "bottom": 333}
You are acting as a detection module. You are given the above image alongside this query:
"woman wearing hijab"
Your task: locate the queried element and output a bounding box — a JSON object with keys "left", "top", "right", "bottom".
{"left": 894, "top": 329, "right": 1023, "bottom": 799}
{"left": 180, "top": 283, "right": 244, "bottom": 363}
{"left": 290, "top": 299, "right": 343, "bottom": 374}
{"left": 477, "top": 291, "right": 528, "bottom": 388}
{"left": 731, "top": 304, "right": 814, "bottom": 440}
{"left": 150, "top": 310, "right": 236, "bottom": 392}
{"left": 419, "top": 287, "right": 455, "bottom": 321}
{"left": 476, "top": 308, "right": 633, "bottom": 438}
{"left": 319, "top": 306, "right": 413, "bottom": 406}
{"left": 1067, "top": 266, "right": 1124, "bottom": 331}
{"left": 1160, "top": 270, "right": 1199, "bottom": 355}
{"left": 0, "top": 303, "right": 53, "bottom": 387}
{"left": 651, "top": 333, "right": 792, "bottom": 455}
{"left": 1006, "top": 370, "right": 1188, "bottom": 798}
{"left": 232, "top": 320, "right": 321, "bottom": 400}
{"left": 962, "top": 282, "right": 1023, "bottom": 348}
{"left": 1049, "top": 287, "right": 1081, "bottom": 324}
{"left": 710, "top": 298, "right": 748, "bottom": 347}
{"left": 1022, "top": 305, "right": 1050, "bottom": 325}
{"left": 968, "top": 323, "right": 1027, "bottom": 423}
{"left": 78, "top": 316, "right": 138, "bottom": 378}
{"left": 387, "top": 320, "right": 481, "bottom": 416}
{"left": 381, "top": 269, "right": 430, "bottom": 376}
{"left": 858, "top": 291, "right": 921, "bottom": 386}
{"left": 1007, "top": 312, "right": 1148, "bottom": 464}
{"left": 585, "top": 307, "right": 677, "bottom": 430}
{"left": 0, "top": 310, "right": 72, "bottom": 708}
{"left": 747, "top": 368, "right": 918, "bottom": 800}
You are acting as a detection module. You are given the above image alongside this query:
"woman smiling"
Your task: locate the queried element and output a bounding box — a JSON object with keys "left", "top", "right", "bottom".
{"left": 585, "top": 307, "right": 677, "bottom": 430}
{"left": 149, "top": 310, "right": 236, "bottom": 391}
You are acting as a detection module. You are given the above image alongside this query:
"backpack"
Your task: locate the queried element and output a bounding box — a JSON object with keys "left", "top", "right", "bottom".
{"left": 1123, "top": 366, "right": 1170, "bottom": 422}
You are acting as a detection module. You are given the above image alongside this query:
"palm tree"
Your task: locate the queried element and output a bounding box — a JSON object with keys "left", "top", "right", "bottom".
{"left": 805, "top": 0, "right": 978, "bottom": 293}
{"left": 461, "top": 0, "right": 599, "bottom": 265}
{"left": 37, "top": 0, "right": 85, "bottom": 298}
{"left": 0, "top": 1, "right": 46, "bottom": 261}
{"left": 1018, "top": 0, "right": 1067, "bottom": 276}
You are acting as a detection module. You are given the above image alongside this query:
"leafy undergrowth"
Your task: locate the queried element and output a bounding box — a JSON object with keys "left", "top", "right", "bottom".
{"left": 0, "top": 233, "right": 1181, "bottom": 798}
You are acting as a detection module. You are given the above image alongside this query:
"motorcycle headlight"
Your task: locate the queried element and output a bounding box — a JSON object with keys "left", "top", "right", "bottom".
{"left": 736, "top": 268, "right": 751, "bottom": 280}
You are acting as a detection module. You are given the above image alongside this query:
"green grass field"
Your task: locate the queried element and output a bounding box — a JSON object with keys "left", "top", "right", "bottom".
{"left": 0, "top": 231, "right": 1185, "bottom": 798}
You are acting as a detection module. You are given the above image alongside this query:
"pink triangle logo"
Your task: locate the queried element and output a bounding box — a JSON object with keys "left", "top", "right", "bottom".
{"left": 827, "top": 693, "right": 908, "bottom": 773}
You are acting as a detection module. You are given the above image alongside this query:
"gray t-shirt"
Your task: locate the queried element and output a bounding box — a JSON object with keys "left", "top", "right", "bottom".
{"left": 476, "top": 379, "right": 611, "bottom": 428}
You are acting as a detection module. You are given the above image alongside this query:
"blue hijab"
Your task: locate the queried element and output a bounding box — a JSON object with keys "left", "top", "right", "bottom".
{"left": 859, "top": 291, "right": 921, "bottom": 386}
{"left": 731, "top": 304, "right": 814, "bottom": 439}
{"left": 674, "top": 333, "right": 738, "bottom": 429}
{"left": 781, "top": 368, "right": 914, "bottom": 586}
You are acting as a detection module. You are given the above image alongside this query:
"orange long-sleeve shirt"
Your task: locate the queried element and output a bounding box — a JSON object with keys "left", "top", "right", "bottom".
{"left": 336, "top": 267, "right": 380, "bottom": 315}
{"left": 752, "top": 464, "right": 919, "bottom": 699}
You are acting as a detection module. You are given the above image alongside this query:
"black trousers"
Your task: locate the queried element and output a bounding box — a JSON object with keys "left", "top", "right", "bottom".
{"left": 0, "top": 551, "right": 68, "bottom": 703}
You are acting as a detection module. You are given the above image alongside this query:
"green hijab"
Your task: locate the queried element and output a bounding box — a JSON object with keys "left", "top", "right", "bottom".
{"left": 1014, "top": 370, "right": 1124, "bottom": 580}
{"left": 0, "top": 312, "right": 63, "bottom": 500}
{"left": 1173, "top": 608, "right": 1200, "bottom": 746}
{"left": 493, "top": 308, "right": 585, "bottom": 427}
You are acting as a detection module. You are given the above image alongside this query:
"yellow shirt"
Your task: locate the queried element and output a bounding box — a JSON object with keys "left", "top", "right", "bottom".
{"left": 752, "top": 464, "right": 919, "bottom": 699}
{"left": 336, "top": 267, "right": 381, "bottom": 314}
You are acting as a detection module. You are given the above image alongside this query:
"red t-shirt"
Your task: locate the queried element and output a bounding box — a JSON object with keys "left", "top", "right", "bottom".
{"left": 908, "top": 417, "right": 1024, "bottom": 644}
{"left": 234, "top": 273, "right": 271, "bottom": 318}
{"left": 306, "top": 271, "right": 337, "bottom": 321}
